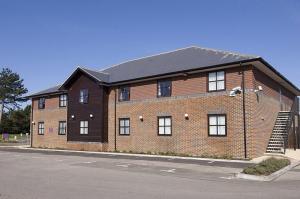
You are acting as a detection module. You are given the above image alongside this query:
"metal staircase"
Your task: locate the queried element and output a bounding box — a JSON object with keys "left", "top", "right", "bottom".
{"left": 266, "top": 111, "right": 292, "bottom": 154}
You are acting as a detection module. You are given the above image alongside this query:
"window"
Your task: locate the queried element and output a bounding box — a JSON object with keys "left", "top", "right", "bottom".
{"left": 79, "top": 89, "right": 88, "bottom": 104}
{"left": 38, "top": 98, "right": 45, "bottom": 109}
{"left": 38, "top": 122, "right": 44, "bottom": 135}
{"left": 80, "top": 121, "right": 88, "bottom": 134}
{"left": 157, "top": 80, "right": 172, "bottom": 97}
{"left": 58, "top": 121, "right": 67, "bottom": 135}
{"left": 208, "top": 115, "right": 227, "bottom": 136}
{"left": 119, "top": 87, "right": 130, "bottom": 101}
{"left": 208, "top": 71, "right": 225, "bottom": 91}
{"left": 59, "top": 94, "right": 67, "bottom": 107}
{"left": 158, "top": 116, "right": 172, "bottom": 135}
{"left": 119, "top": 118, "right": 130, "bottom": 135}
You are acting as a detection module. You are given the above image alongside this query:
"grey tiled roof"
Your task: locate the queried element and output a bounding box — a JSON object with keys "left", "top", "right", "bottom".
{"left": 28, "top": 85, "right": 64, "bottom": 97}
{"left": 101, "top": 46, "right": 258, "bottom": 83}
{"left": 80, "top": 67, "right": 110, "bottom": 82}
{"left": 28, "top": 46, "right": 299, "bottom": 97}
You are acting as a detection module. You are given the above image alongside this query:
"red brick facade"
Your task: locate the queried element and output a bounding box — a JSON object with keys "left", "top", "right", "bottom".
{"left": 31, "top": 65, "right": 296, "bottom": 159}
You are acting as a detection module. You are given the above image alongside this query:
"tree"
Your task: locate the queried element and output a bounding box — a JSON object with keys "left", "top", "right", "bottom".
{"left": 0, "top": 105, "right": 31, "bottom": 134}
{"left": 0, "top": 67, "right": 28, "bottom": 112}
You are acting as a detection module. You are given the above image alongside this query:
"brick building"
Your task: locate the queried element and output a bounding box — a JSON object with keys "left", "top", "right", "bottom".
{"left": 28, "top": 46, "right": 300, "bottom": 159}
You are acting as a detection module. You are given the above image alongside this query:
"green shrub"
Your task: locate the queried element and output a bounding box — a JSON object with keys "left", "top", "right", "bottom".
{"left": 243, "top": 158, "right": 290, "bottom": 176}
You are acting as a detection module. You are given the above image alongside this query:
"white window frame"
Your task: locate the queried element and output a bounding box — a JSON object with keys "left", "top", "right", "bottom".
{"left": 119, "top": 118, "right": 130, "bottom": 135}
{"left": 208, "top": 71, "right": 225, "bottom": 91}
{"left": 59, "top": 94, "right": 67, "bottom": 107}
{"left": 38, "top": 122, "right": 45, "bottom": 135}
{"left": 208, "top": 115, "right": 227, "bottom": 136}
{"left": 158, "top": 116, "right": 172, "bottom": 136}
{"left": 79, "top": 89, "right": 89, "bottom": 104}
{"left": 58, "top": 121, "right": 67, "bottom": 135}
{"left": 80, "top": 121, "right": 89, "bottom": 135}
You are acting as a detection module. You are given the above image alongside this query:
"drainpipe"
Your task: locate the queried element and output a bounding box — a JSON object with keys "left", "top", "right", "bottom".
{"left": 30, "top": 100, "right": 34, "bottom": 147}
{"left": 241, "top": 63, "right": 248, "bottom": 159}
{"left": 114, "top": 88, "right": 117, "bottom": 151}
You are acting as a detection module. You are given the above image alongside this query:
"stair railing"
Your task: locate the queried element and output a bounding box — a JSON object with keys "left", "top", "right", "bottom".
{"left": 283, "top": 97, "right": 299, "bottom": 154}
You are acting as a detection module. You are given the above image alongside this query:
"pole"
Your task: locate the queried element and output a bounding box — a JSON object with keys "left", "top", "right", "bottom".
{"left": 114, "top": 88, "right": 117, "bottom": 151}
{"left": 241, "top": 63, "right": 248, "bottom": 159}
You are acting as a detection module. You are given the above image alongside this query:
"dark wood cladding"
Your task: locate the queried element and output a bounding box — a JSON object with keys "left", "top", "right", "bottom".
{"left": 67, "top": 72, "right": 108, "bottom": 142}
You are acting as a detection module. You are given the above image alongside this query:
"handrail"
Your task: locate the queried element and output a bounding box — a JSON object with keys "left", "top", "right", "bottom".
{"left": 283, "top": 97, "right": 299, "bottom": 154}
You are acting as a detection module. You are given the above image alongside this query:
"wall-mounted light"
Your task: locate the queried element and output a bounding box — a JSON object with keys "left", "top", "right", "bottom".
{"left": 229, "top": 86, "right": 242, "bottom": 97}
{"left": 184, "top": 113, "right": 189, "bottom": 120}
{"left": 139, "top": 115, "right": 143, "bottom": 121}
{"left": 255, "top": 85, "right": 263, "bottom": 93}
{"left": 90, "top": 114, "right": 94, "bottom": 118}
{"left": 71, "top": 115, "right": 75, "bottom": 119}
{"left": 31, "top": 121, "right": 35, "bottom": 125}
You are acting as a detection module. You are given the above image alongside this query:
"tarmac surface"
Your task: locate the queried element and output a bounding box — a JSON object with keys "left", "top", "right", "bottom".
{"left": 0, "top": 147, "right": 299, "bottom": 199}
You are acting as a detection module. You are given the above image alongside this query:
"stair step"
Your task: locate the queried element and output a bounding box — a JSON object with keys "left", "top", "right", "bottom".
{"left": 266, "top": 111, "right": 291, "bottom": 153}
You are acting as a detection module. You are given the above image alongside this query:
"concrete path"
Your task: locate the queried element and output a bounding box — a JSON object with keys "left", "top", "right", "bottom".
{"left": 285, "top": 149, "right": 300, "bottom": 161}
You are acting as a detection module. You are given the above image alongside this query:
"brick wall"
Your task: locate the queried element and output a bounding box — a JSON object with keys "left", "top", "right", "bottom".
{"left": 107, "top": 66, "right": 256, "bottom": 159}
{"left": 31, "top": 65, "right": 297, "bottom": 159}
{"left": 31, "top": 96, "right": 106, "bottom": 151}
{"left": 249, "top": 68, "right": 295, "bottom": 157}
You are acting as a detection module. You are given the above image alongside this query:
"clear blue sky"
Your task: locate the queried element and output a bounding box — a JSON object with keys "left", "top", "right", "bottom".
{"left": 0, "top": 0, "right": 299, "bottom": 96}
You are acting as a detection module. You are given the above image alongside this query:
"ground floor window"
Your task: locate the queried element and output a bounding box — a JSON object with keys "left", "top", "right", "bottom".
{"left": 58, "top": 121, "right": 67, "bottom": 135}
{"left": 119, "top": 118, "right": 130, "bottom": 135}
{"left": 38, "top": 122, "right": 44, "bottom": 135}
{"left": 208, "top": 114, "right": 227, "bottom": 136}
{"left": 158, "top": 116, "right": 172, "bottom": 135}
{"left": 80, "top": 121, "right": 88, "bottom": 135}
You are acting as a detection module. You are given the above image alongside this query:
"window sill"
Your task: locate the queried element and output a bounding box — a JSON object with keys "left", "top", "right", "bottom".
{"left": 208, "top": 135, "right": 227, "bottom": 137}
{"left": 157, "top": 134, "right": 172, "bottom": 136}
{"left": 207, "top": 89, "right": 226, "bottom": 93}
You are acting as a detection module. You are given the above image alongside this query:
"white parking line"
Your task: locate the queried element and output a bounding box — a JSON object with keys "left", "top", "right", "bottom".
{"left": 160, "top": 169, "right": 176, "bottom": 173}
{"left": 82, "top": 161, "right": 97, "bottom": 164}
{"left": 219, "top": 176, "right": 234, "bottom": 180}
{"left": 116, "top": 164, "right": 130, "bottom": 168}
{"left": 31, "top": 156, "right": 43, "bottom": 159}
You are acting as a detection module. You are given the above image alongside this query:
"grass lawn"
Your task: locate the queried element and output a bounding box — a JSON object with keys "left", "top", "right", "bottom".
{"left": 243, "top": 157, "right": 290, "bottom": 176}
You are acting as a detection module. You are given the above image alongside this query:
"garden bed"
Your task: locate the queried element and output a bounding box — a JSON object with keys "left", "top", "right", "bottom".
{"left": 243, "top": 157, "right": 290, "bottom": 176}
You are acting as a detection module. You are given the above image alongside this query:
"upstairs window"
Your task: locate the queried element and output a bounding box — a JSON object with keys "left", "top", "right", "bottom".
{"left": 79, "top": 89, "right": 88, "bottom": 104}
{"left": 80, "top": 121, "right": 88, "bottom": 135}
{"left": 208, "top": 114, "right": 227, "bottom": 136}
{"left": 119, "top": 118, "right": 130, "bottom": 135}
{"left": 157, "top": 80, "right": 172, "bottom": 97}
{"left": 208, "top": 71, "right": 225, "bottom": 91}
{"left": 38, "top": 122, "right": 44, "bottom": 135}
{"left": 158, "top": 116, "right": 172, "bottom": 136}
{"left": 38, "top": 98, "right": 45, "bottom": 109}
{"left": 58, "top": 121, "right": 67, "bottom": 135}
{"left": 119, "top": 87, "right": 130, "bottom": 102}
{"left": 59, "top": 94, "right": 67, "bottom": 107}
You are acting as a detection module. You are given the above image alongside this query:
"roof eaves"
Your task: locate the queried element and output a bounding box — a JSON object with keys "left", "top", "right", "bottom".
{"left": 257, "top": 57, "right": 300, "bottom": 93}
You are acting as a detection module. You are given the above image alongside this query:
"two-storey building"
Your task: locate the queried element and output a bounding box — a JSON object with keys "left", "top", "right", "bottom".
{"left": 28, "top": 46, "right": 300, "bottom": 159}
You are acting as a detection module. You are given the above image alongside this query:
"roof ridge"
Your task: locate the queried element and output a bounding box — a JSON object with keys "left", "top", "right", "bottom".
{"left": 79, "top": 66, "right": 110, "bottom": 75}
{"left": 191, "top": 46, "right": 259, "bottom": 58}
